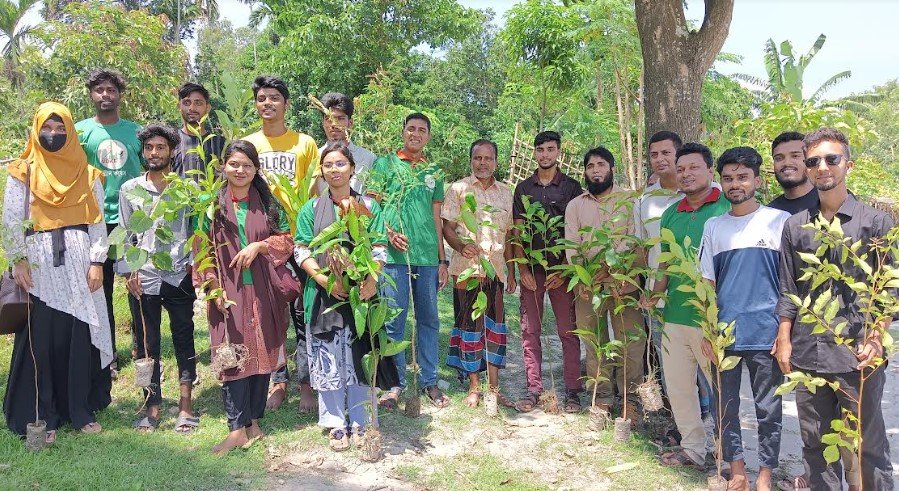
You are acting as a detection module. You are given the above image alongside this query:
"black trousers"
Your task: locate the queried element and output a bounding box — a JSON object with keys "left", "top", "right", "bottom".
{"left": 796, "top": 366, "right": 893, "bottom": 490}
{"left": 128, "top": 276, "right": 197, "bottom": 406}
{"left": 222, "top": 374, "right": 269, "bottom": 431}
{"left": 3, "top": 296, "right": 109, "bottom": 434}
{"left": 271, "top": 261, "right": 309, "bottom": 386}
{"left": 103, "top": 223, "right": 120, "bottom": 365}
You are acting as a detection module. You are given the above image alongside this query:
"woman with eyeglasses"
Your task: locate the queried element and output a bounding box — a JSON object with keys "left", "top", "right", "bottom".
{"left": 293, "top": 141, "right": 398, "bottom": 451}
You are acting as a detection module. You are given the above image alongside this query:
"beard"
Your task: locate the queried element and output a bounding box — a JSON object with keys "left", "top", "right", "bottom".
{"left": 775, "top": 171, "right": 808, "bottom": 190}
{"left": 585, "top": 170, "right": 614, "bottom": 195}
{"left": 725, "top": 189, "right": 754, "bottom": 205}
{"left": 146, "top": 159, "right": 170, "bottom": 172}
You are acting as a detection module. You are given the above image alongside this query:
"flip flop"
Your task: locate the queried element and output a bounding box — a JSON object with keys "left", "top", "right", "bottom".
{"left": 514, "top": 392, "right": 539, "bottom": 413}
{"left": 174, "top": 415, "right": 200, "bottom": 434}
{"left": 659, "top": 449, "right": 704, "bottom": 470}
{"left": 776, "top": 476, "right": 810, "bottom": 491}
{"left": 563, "top": 391, "right": 582, "bottom": 413}
{"left": 133, "top": 415, "right": 159, "bottom": 433}
{"left": 423, "top": 385, "right": 450, "bottom": 408}
{"left": 329, "top": 428, "right": 350, "bottom": 452}
{"left": 378, "top": 389, "right": 401, "bottom": 411}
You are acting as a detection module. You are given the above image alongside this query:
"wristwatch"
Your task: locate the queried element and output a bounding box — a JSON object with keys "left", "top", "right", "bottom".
{"left": 439, "top": 259, "right": 449, "bottom": 266}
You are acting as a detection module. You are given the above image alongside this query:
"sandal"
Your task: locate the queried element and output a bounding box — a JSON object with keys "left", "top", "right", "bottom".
{"left": 776, "top": 476, "right": 810, "bottom": 491}
{"left": 350, "top": 427, "right": 365, "bottom": 448}
{"left": 659, "top": 449, "right": 704, "bottom": 470}
{"left": 328, "top": 428, "right": 350, "bottom": 452}
{"left": 81, "top": 422, "right": 103, "bottom": 434}
{"left": 496, "top": 392, "right": 515, "bottom": 408}
{"left": 515, "top": 392, "right": 540, "bottom": 413}
{"left": 378, "top": 388, "right": 401, "bottom": 411}
{"left": 133, "top": 415, "right": 158, "bottom": 433}
{"left": 563, "top": 391, "right": 582, "bottom": 413}
{"left": 174, "top": 415, "right": 200, "bottom": 434}
{"left": 423, "top": 385, "right": 450, "bottom": 408}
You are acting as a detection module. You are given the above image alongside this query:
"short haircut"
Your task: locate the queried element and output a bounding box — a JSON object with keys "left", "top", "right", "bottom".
{"left": 583, "top": 146, "right": 615, "bottom": 169}
{"left": 320, "top": 92, "right": 354, "bottom": 119}
{"left": 716, "top": 146, "right": 762, "bottom": 176}
{"left": 534, "top": 130, "right": 561, "bottom": 148}
{"left": 404, "top": 112, "right": 431, "bottom": 131}
{"left": 804, "top": 127, "right": 851, "bottom": 159}
{"left": 469, "top": 139, "right": 498, "bottom": 159}
{"left": 252, "top": 75, "right": 289, "bottom": 100}
{"left": 771, "top": 131, "right": 804, "bottom": 155}
{"left": 178, "top": 82, "right": 210, "bottom": 102}
{"left": 86, "top": 69, "right": 126, "bottom": 92}
{"left": 137, "top": 123, "right": 180, "bottom": 150}
{"left": 648, "top": 130, "right": 683, "bottom": 150}
{"left": 676, "top": 142, "right": 713, "bottom": 168}
{"left": 320, "top": 140, "right": 356, "bottom": 167}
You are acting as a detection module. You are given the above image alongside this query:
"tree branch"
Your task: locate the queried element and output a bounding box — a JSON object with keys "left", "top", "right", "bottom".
{"left": 692, "top": 0, "right": 734, "bottom": 69}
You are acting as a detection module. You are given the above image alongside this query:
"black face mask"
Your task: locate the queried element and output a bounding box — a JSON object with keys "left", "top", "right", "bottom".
{"left": 585, "top": 171, "right": 614, "bottom": 195}
{"left": 39, "top": 132, "right": 66, "bottom": 152}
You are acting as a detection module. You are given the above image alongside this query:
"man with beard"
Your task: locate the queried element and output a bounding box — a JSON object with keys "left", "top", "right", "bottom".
{"left": 317, "top": 92, "right": 376, "bottom": 193}
{"left": 774, "top": 128, "right": 894, "bottom": 491}
{"left": 644, "top": 142, "right": 730, "bottom": 469}
{"left": 511, "top": 131, "right": 583, "bottom": 413}
{"left": 699, "top": 147, "right": 789, "bottom": 491}
{"left": 243, "top": 75, "right": 319, "bottom": 413}
{"left": 76, "top": 69, "right": 143, "bottom": 381}
{"left": 442, "top": 139, "right": 516, "bottom": 408}
{"left": 565, "top": 146, "right": 643, "bottom": 420}
{"left": 119, "top": 124, "right": 199, "bottom": 433}
{"left": 768, "top": 132, "right": 818, "bottom": 215}
{"left": 173, "top": 82, "right": 226, "bottom": 180}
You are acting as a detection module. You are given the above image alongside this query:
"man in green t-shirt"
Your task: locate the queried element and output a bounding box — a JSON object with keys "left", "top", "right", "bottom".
{"left": 643, "top": 142, "right": 730, "bottom": 468}
{"left": 75, "top": 69, "right": 143, "bottom": 381}
{"left": 367, "top": 112, "right": 450, "bottom": 409}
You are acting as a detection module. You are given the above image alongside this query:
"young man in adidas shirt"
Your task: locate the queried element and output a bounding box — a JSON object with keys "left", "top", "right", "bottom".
{"left": 243, "top": 75, "right": 320, "bottom": 413}
{"left": 699, "top": 147, "right": 790, "bottom": 491}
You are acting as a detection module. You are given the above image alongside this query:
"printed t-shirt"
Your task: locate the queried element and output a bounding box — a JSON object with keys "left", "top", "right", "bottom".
{"left": 699, "top": 205, "right": 790, "bottom": 350}
{"left": 243, "top": 129, "right": 320, "bottom": 206}
{"left": 366, "top": 151, "right": 444, "bottom": 266}
{"left": 659, "top": 188, "right": 730, "bottom": 327}
{"left": 76, "top": 117, "right": 143, "bottom": 223}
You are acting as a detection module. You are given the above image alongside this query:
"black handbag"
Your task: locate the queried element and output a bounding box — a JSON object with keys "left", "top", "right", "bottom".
{"left": 0, "top": 164, "right": 32, "bottom": 335}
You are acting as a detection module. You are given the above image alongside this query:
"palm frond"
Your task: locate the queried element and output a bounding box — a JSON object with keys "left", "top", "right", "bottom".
{"left": 762, "top": 38, "right": 783, "bottom": 91}
{"left": 800, "top": 33, "right": 827, "bottom": 70}
{"left": 809, "top": 70, "right": 851, "bottom": 103}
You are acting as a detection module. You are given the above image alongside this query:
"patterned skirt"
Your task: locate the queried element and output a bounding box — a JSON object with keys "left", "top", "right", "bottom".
{"left": 447, "top": 278, "right": 507, "bottom": 375}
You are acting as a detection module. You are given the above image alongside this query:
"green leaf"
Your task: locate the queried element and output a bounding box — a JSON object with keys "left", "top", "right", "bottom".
{"left": 823, "top": 445, "right": 840, "bottom": 464}
{"left": 480, "top": 257, "right": 496, "bottom": 280}
{"left": 380, "top": 339, "right": 410, "bottom": 357}
{"left": 150, "top": 251, "right": 173, "bottom": 271}
{"left": 154, "top": 226, "right": 174, "bottom": 244}
{"left": 718, "top": 355, "right": 741, "bottom": 372}
{"left": 125, "top": 246, "right": 149, "bottom": 272}
{"left": 128, "top": 210, "right": 154, "bottom": 234}
{"left": 108, "top": 225, "right": 128, "bottom": 246}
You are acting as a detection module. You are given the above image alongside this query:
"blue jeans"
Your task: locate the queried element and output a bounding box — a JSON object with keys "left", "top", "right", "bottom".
{"left": 382, "top": 264, "right": 440, "bottom": 390}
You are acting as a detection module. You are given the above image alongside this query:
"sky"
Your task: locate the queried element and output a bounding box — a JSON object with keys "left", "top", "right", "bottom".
{"left": 25, "top": 0, "right": 899, "bottom": 99}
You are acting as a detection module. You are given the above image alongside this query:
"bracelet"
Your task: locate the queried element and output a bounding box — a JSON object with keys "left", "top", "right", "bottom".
{"left": 439, "top": 259, "right": 449, "bottom": 266}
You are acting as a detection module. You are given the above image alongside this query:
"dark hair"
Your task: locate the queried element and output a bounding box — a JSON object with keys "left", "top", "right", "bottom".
{"left": 469, "top": 139, "right": 498, "bottom": 159}
{"left": 252, "top": 75, "right": 289, "bottom": 100}
{"left": 404, "top": 112, "right": 431, "bottom": 131}
{"left": 86, "top": 69, "right": 126, "bottom": 92}
{"left": 583, "top": 146, "right": 615, "bottom": 169}
{"left": 676, "top": 142, "right": 714, "bottom": 168}
{"left": 534, "top": 130, "right": 561, "bottom": 148}
{"left": 137, "top": 123, "right": 180, "bottom": 150}
{"left": 221, "top": 140, "right": 285, "bottom": 231}
{"left": 716, "top": 146, "right": 762, "bottom": 176}
{"left": 320, "top": 92, "right": 354, "bottom": 119}
{"left": 178, "top": 82, "right": 210, "bottom": 102}
{"left": 804, "top": 127, "right": 851, "bottom": 159}
{"left": 320, "top": 140, "right": 356, "bottom": 168}
{"left": 771, "top": 131, "right": 804, "bottom": 155}
{"left": 649, "top": 130, "right": 683, "bottom": 150}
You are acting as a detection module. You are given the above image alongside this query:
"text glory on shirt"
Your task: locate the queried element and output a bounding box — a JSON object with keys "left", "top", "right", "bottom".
{"left": 699, "top": 205, "right": 791, "bottom": 350}
{"left": 242, "top": 129, "right": 320, "bottom": 206}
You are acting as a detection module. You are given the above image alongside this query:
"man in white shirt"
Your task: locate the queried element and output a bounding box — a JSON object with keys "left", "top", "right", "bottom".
{"left": 317, "top": 92, "right": 376, "bottom": 193}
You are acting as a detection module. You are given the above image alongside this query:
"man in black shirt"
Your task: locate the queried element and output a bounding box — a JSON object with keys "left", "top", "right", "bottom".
{"left": 511, "top": 131, "right": 584, "bottom": 413}
{"left": 173, "top": 82, "right": 226, "bottom": 179}
{"left": 774, "top": 128, "right": 894, "bottom": 490}
{"left": 767, "top": 131, "right": 819, "bottom": 215}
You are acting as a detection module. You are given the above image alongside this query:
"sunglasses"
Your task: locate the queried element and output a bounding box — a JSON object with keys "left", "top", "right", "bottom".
{"left": 804, "top": 154, "right": 845, "bottom": 168}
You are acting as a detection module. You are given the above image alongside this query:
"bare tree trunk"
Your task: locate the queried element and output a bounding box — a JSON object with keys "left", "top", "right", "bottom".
{"left": 613, "top": 69, "right": 631, "bottom": 186}
{"left": 636, "top": 72, "right": 646, "bottom": 188}
{"left": 634, "top": 0, "right": 733, "bottom": 142}
{"left": 622, "top": 73, "right": 636, "bottom": 190}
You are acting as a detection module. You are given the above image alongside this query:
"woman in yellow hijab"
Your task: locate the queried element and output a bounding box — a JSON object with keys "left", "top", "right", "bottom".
{"left": 3, "top": 102, "right": 114, "bottom": 445}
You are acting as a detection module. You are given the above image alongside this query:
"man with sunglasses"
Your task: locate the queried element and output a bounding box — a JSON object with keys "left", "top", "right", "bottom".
{"left": 774, "top": 128, "right": 894, "bottom": 490}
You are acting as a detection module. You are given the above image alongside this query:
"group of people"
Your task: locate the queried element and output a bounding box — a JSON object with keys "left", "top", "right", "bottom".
{"left": 0, "top": 69, "right": 893, "bottom": 490}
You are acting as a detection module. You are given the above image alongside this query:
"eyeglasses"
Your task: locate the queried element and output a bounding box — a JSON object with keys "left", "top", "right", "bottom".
{"left": 804, "top": 154, "right": 844, "bottom": 168}
{"left": 321, "top": 160, "right": 351, "bottom": 170}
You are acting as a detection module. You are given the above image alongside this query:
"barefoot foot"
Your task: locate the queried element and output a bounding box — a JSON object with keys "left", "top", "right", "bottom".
{"left": 212, "top": 428, "right": 249, "bottom": 456}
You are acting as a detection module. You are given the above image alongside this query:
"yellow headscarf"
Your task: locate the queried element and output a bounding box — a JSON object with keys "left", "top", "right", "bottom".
{"left": 7, "top": 102, "right": 104, "bottom": 232}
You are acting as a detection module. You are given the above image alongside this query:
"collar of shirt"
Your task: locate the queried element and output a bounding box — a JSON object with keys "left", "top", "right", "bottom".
{"left": 230, "top": 189, "right": 249, "bottom": 203}
{"left": 676, "top": 187, "right": 721, "bottom": 212}
{"left": 811, "top": 193, "right": 860, "bottom": 220}
{"left": 396, "top": 148, "right": 427, "bottom": 166}
{"left": 576, "top": 185, "right": 621, "bottom": 203}
{"left": 529, "top": 168, "right": 563, "bottom": 187}
{"left": 464, "top": 174, "right": 499, "bottom": 190}
{"left": 136, "top": 173, "right": 166, "bottom": 194}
